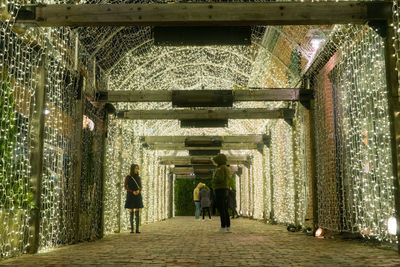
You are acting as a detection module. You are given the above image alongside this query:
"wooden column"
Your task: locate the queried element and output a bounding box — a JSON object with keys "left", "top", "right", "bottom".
{"left": 269, "top": 130, "right": 275, "bottom": 223}
{"left": 292, "top": 117, "right": 299, "bottom": 227}
{"left": 305, "top": 78, "right": 319, "bottom": 231}
{"left": 28, "top": 53, "right": 47, "bottom": 254}
{"left": 384, "top": 22, "right": 400, "bottom": 253}
{"left": 262, "top": 147, "right": 267, "bottom": 221}
{"left": 116, "top": 128, "right": 123, "bottom": 233}
{"left": 72, "top": 76, "right": 84, "bottom": 242}
{"left": 168, "top": 172, "right": 174, "bottom": 218}
{"left": 100, "top": 122, "right": 108, "bottom": 238}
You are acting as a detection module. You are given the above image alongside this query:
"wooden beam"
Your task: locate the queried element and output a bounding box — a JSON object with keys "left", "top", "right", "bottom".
{"left": 97, "top": 89, "right": 305, "bottom": 102}
{"left": 147, "top": 143, "right": 258, "bottom": 150}
{"left": 159, "top": 156, "right": 249, "bottom": 165}
{"left": 143, "top": 135, "right": 264, "bottom": 143}
{"left": 16, "top": 2, "right": 391, "bottom": 27}
{"left": 171, "top": 167, "right": 196, "bottom": 174}
{"left": 118, "top": 108, "right": 294, "bottom": 120}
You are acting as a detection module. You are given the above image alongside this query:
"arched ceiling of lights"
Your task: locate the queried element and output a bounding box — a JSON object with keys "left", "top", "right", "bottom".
{"left": 74, "top": 0, "right": 333, "bottom": 136}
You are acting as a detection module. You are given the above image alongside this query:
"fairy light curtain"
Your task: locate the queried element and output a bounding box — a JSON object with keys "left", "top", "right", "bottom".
{"left": 0, "top": 0, "right": 108, "bottom": 258}
{"left": 269, "top": 119, "right": 295, "bottom": 225}
{"left": 313, "top": 25, "right": 396, "bottom": 242}
{"left": 103, "top": 119, "right": 172, "bottom": 235}
{"left": 2, "top": 0, "right": 400, "bottom": 260}
{"left": 39, "top": 31, "right": 77, "bottom": 250}
{"left": 0, "top": 16, "right": 41, "bottom": 258}
{"left": 78, "top": 100, "right": 106, "bottom": 241}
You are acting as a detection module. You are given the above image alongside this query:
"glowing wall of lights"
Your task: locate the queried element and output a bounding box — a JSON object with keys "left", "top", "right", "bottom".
{"left": 239, "top": 165, "right": 249, "bottom": 216}
{"left": 103, "top": 119, "right": 172, "bottom": 234}
{"left": 392, "top": 0, "right": 400, "bottom": 97}
{"left": 326, "top": 27, "right": 395, "bottom": 242}
{"left": 293, "top": 104, "right": 309, "bottom": 226}
{"left": 263, "top": 145, "right": 272, "bottom": 220}
{"left": 0, "top": 17, "right": 41, "bottom": 257}
{"left": 252, "top": 151, "right": 264, "bottom": 219}
{"left": 270, "top": 119, "right": 295, "bottom": 224}
{"left": 314, "top": 47, "right": 340, "bottom": 231}
{"left": 103, "top": 119, "right": 122, "bottom": 234}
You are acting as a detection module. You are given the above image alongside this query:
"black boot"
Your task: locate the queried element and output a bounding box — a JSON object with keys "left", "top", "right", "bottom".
{"left": 130, "top": 211, "right": 134, "bottom": 233}
{"left": 135, "top": 211, "right": 140, "bottom": 233}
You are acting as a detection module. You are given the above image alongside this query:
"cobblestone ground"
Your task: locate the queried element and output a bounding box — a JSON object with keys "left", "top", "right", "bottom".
{"left": 1, "top": 217, "right": 400, "bottom": 266}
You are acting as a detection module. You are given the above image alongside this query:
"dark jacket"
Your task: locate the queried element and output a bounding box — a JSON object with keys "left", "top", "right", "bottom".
{"left": 199, "top": 187, "right": 211, "bottom": 208}
{"left": 124, "top": 174, "right": 144, "bottom": 209}
{"left": 211, "top": 154, "right": 231, "bottom": 190}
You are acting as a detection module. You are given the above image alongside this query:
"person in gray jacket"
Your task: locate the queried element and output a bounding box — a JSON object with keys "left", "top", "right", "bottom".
{"left": 199, "top": 186, "right": 212, "bottom": 220}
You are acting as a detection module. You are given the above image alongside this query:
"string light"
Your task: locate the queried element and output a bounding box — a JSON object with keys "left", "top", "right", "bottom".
{"left": 1, "top": 0, "right": 400, "bottom": 260}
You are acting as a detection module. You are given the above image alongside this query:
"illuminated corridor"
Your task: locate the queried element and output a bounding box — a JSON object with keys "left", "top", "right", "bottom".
{"left": 1, "top": 0, "right": 400, "bottom": 265}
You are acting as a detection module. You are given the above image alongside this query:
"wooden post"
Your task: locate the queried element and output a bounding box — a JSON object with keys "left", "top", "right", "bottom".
{"left": 292, "top": 117, "right": 299, "bottom": 226}
{"left": 72, "top": 76, "right": 84, "bottom": 242}
{"left": 170, "top": 170, "right": 173, "bottom": 217}
{"left": 269, "top": 137, "right": 275, "bottom": 223}
{"left": 74, "top": 34, "right": 79, "bottom": 71}
{"left": 28, "top": 53, "right": 47, "bottom": 254}
{"left": 262, "top": 147, "right": 267, "bottom": 221}
{"left": 100, "top": 122, "right": 108, "bottom": 238}
{"left": 305, "top": 77, "right": 319, "bottom": 231}
{"left": 116, "top": 128, "right": 123, "bottom": 233}
{"left": 384, "top": 22, "right": 400, "bottom": 254}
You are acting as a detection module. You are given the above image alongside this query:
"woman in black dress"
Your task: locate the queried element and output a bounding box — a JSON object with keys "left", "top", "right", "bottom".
{"left": 124, "top": 164, "right": 144, "bottom": 233}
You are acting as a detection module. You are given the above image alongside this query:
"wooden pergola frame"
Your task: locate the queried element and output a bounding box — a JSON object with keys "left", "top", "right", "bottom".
{"left": 117, "top": 108, "right": 294, "bottom": 120}
{"left": 97, "top": 89, "right": 307, "bottom": 102}
{"left": 16, "top": 2, "right": 391, "bottom": 26}
{"left": 13, "top": 1, "right": 400, "bottom": 254}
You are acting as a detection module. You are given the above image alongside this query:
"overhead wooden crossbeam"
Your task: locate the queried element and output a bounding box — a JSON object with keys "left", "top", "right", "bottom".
{"left": 159, "top": 156, "right": 249, "bottom": 165}
{"left": 16, "top": 2, "right": 391, "bottom": 27}
{"left": 117, "top": 108, "right": 294, "bottom": 120}
{"left": 147, "top": 143, "right": 258, "bottom": 150}
{"left": 171, "top": 167, "right": 214, "bottom": 175}
{"left": 142, "top": 135, "right": 264, "bottom": 143}
{"left": 97, "top": 89, "right": 306, "bottom": 102}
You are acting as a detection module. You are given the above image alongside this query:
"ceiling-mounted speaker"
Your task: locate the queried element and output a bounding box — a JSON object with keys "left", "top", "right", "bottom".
{"left": 180, "top": 119, "right": 228, "bottom": 128}
{"left": 154, "top": 26, "right": 252, "bottom": 46}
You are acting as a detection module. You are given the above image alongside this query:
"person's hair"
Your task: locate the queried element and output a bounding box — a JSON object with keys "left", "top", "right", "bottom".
{"left": 130, "top": 164, "right": 139, "bottom": 176}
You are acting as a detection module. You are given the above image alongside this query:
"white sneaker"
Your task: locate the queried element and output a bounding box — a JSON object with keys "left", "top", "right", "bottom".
{"left": 226, "top": 227, "right": 231, "bottom": 233}
{"left": 218, "top": 228, "right": 226, "bottom": 233}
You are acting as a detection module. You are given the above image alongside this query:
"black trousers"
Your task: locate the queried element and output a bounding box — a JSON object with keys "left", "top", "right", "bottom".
{"left": 202, "top": 207, "right": 211, "bottom": 219}
{"left": 215, "top": 189, "right": 230, "bottom": 228}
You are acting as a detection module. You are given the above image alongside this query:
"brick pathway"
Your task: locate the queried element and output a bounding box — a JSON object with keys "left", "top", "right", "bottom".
{"left": 1, "top": 217, "right": 400, "bottom": 266}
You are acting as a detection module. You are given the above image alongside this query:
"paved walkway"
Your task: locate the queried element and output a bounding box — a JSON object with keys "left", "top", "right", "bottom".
{"left": 1, "top": 217, "right": 400, "bottom": 266}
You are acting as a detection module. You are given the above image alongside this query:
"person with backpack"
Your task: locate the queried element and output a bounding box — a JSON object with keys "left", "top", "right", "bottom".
{"left": 199, "top": 185, "right": 212, "bottom": 221}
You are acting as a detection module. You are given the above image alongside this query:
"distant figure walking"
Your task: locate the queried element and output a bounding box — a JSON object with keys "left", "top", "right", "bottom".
{"left": 124, "top": 164, "right": 144, "bottom": 233}
{"left": 228, "top": 175, "right": 239, "bottom": 219}
{"left": 228, "top": 187, "right": 239, "bottom": 219}
{"left": 211, "top": 153, "right": 231, "bottom": 233}
{"left": 193, "top": 182, "right": 205, "bottom": 220}
{"left": 199, "top": 186, "right": 212, "bottom": 220}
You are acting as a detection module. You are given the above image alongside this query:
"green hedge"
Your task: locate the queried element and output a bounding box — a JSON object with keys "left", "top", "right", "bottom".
{"left": 174, "top": 179, "right": 213, "bottom": 216}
